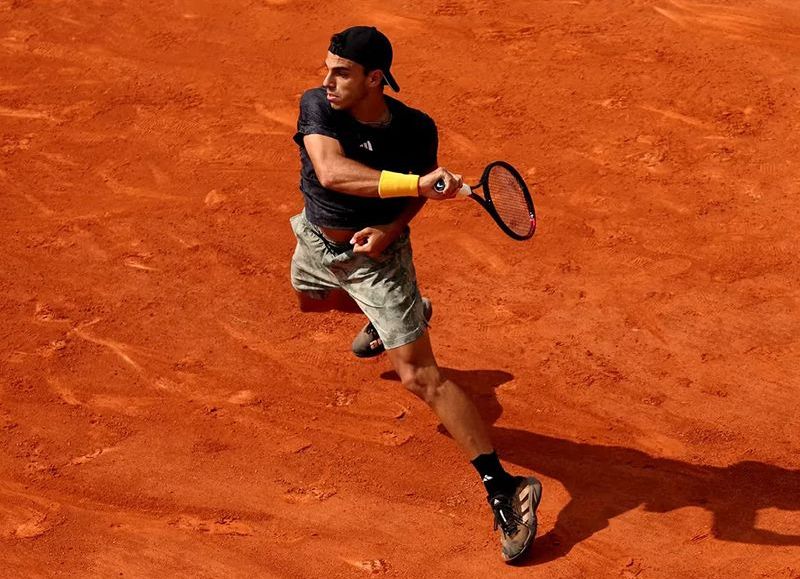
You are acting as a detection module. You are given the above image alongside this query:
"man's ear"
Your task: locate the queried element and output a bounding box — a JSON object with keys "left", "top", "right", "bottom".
{"left": 368, "top": 70, "right": 383, "bottom": 87}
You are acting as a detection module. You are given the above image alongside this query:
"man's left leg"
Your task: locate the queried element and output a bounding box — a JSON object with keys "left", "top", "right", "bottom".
{"left": 387, "top": 333, "right": 543, "bottom": 563}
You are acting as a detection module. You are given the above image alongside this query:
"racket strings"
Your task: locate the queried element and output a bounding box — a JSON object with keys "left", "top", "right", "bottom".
{"left": 487, "top": 166, "right": 533, "bottom": 237}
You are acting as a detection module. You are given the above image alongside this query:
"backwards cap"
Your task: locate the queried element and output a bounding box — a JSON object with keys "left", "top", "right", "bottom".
{"left": 329, "top": 26, "right": 400, "bottom": 92}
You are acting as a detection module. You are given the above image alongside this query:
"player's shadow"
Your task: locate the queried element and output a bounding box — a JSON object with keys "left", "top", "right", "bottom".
{"left": 382, "top": 369, "right": 800, "bottom": 564}
{"left": 494, "top": 427, "right": 800, "bottom": 565}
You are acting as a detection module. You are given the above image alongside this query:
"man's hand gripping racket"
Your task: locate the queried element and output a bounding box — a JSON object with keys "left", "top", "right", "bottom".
{"left": 434, "top": 161, "right": 536, "bottom": 241}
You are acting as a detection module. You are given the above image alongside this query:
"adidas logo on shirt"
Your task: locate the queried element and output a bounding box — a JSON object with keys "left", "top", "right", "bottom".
{"left": 359, "top": 141, "right": 374, "bottom": 151}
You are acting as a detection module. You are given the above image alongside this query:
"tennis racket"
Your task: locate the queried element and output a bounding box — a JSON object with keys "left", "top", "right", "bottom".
{"left": 434, "top": 161, "right": 536, "bottom": 241}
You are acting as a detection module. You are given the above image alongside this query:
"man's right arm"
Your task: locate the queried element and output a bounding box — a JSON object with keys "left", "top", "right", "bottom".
{"left": 304, "top": 133, "right": 460, "bottom": 199}
{"left": 303, "top": 134, "right": 382, "bottom": 197}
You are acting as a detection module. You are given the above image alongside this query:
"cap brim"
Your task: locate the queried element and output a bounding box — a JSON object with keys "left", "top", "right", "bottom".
{"left": 384, "top": 70, "right": 400, "bottom": 92}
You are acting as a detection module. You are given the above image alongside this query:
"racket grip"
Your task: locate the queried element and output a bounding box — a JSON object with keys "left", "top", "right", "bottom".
{"left": 434, "top": 179, "right": 471, "bottom": 198}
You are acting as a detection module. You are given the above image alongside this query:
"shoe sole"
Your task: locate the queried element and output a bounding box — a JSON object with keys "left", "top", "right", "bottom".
{"left": 353, "top": 341, "right": 382, "bottom": 358}
{"left": 504, "top": 477, "right": 543, "bottom": 564}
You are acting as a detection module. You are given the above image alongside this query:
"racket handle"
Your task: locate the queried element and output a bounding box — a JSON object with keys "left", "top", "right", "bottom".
{"left": 434, "top": 179, "right": 471, "bottom": 198}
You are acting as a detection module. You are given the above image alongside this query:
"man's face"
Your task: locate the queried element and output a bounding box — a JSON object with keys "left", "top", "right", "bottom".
{"left": 322, "top": 51, "right": 372, "bottom": 110}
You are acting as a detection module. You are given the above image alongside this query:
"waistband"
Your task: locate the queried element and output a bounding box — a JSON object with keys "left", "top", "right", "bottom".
{"left": 302, "top": 211, "right": 354, "bottom": 253}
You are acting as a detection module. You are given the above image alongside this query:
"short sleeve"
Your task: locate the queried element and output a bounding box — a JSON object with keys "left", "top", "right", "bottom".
{"left": 293, "top": 89, "right": 340, "bottom": 146}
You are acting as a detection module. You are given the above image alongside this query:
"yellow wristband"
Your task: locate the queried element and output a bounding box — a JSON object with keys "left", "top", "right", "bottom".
{"left": 378, "top": 171, "right": 419, "bottom": 198}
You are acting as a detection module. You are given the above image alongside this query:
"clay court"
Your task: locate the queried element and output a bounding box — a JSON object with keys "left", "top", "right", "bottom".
{"left": 2, "top": 0, "right": 800, "bottom": 576}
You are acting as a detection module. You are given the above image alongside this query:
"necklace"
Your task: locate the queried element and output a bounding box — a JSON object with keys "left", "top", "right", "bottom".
{"left": 359, "top": 109, "right": 392, "bottom": 128}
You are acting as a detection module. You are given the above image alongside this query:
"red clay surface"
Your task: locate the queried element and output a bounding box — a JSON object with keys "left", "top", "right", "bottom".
{"left": 2, "top": 0, "right": 800, "bottom": 577}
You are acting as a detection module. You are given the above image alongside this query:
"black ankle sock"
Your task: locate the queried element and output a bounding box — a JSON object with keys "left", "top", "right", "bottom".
{"left": 471, "top": 450, "right": 517, "bottom": 497}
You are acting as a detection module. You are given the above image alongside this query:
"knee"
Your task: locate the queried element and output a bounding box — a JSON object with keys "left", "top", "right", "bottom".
{"left": 399, "top": 365, "right": 444, "bottom": 404}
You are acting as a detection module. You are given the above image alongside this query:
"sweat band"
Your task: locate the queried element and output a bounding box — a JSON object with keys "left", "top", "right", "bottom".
{"left": 378, "top": 171, "right": 419, "bottom": 198}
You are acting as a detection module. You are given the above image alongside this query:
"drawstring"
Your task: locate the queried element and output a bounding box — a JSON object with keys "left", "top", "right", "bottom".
{"left": 308, "top": 223, "right": 353, "bottom": 255}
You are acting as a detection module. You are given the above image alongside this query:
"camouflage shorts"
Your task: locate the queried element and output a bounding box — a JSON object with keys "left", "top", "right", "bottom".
{"left": 289, "top": 211, "right": 428, "bottom": 350}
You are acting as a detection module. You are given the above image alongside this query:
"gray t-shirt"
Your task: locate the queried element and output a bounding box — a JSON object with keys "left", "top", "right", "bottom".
{"left": 293, "top": 87, "right": 438, "bottom": 230}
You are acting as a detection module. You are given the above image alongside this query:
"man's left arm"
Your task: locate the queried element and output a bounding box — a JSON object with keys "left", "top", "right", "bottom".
{"left": 351, "top": 119, "right": 438, "bottom": 257}
{"left": 349, "top": 195, "right": 427, "bottom": 257}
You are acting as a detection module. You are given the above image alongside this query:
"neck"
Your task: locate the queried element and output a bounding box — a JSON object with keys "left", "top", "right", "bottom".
{"left": 349, "top": 92, "right": 389, "bottom": 124}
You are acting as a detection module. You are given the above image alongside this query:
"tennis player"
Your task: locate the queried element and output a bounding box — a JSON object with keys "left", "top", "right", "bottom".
{"left": 289, "top": 25, "right": 542, "bottom": 562}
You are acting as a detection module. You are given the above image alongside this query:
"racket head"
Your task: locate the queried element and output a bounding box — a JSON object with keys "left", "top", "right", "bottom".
{"left": 479, "top": 161, "right": 536, "bottom": 240}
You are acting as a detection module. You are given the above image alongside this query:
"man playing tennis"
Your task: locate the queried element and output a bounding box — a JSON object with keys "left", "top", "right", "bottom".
{"left": 290, "top": 25, "right": 542, "bottom": 563}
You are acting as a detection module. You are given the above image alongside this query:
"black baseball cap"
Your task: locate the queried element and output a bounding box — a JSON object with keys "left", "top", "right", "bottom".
{"left": 328, "top": 26, "right": 400, "bottom": 92}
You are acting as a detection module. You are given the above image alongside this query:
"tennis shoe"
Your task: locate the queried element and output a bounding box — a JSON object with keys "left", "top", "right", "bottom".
{"left": 351, "top": 297, "right": 432, "bottom": 358}
{"left": 489, "top": 476, "right": 543, "bottom": 564}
